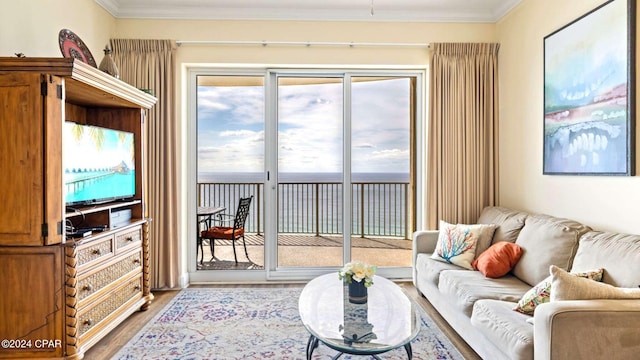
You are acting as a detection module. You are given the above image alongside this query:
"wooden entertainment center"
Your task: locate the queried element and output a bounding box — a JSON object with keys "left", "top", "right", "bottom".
{"left": 0, "top": 58, "right": 156, "bottom": 359}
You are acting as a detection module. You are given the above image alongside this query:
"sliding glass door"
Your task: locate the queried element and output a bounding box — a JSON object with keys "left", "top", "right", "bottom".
{"left": 266, "top": 71, "right": 418, "bottom": 279}
{"left": 350, "top": 76, "right": 413, "bottom": 268}
{"left": 274, "top": 75, "right": 345, "bottom": 268}
{"left": 190, "top": 66, "right": 422, "bottom": 281}
{"left": 195, "top": 74, "right": 265, "bottom": 271}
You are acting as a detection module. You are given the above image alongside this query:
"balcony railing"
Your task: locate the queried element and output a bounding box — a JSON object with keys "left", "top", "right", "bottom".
{"left": 198, "top": 180, "right": 410, "bottom": 239}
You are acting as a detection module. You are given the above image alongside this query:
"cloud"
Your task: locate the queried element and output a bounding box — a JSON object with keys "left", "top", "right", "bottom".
{"left": 198, "top": 98, "right": 231, "bottom": 111}
{"left": 198, "top": 86, "right": 264, "bottom": 125}
{"left": 197, "top": 76, "right": 411, "bottom": 174}
{"left": 371, "top": 148, "right": 409, "bottom": 160}
{"left": 220, "top": 129, "right": 257, "bottom": 137}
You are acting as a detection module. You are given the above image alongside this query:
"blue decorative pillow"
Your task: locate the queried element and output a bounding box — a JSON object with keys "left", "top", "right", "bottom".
{"left": 431, "top": 220, "right": 496, "bottom": 270}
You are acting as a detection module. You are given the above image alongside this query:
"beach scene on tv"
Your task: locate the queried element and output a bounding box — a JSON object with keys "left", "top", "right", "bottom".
{"left": 63, "top": 122, "right": 135, "bottom": 205}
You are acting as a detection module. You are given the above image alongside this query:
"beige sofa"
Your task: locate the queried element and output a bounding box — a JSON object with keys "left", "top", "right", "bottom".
{"left": 412, "top": 206, "right": 640, "bottom": 360}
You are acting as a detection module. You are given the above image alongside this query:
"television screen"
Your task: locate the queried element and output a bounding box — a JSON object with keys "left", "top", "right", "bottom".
{"left": 63, "top": 121, "right": 135, "bottom": 206}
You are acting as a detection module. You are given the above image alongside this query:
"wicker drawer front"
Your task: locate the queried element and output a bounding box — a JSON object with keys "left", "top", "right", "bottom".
{"left": 78, "top": 276, "right": 143, "bottom": 338}
{"left": 115, "top": 227, "right": 142, "bottom": 251}
{"left": 77, "top": 236, "right": 114, "bottom": 268}
{"left": 78, "top": 250, "right": 142, "bottom": 302}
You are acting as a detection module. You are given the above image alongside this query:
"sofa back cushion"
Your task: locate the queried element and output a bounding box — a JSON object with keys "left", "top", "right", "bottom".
{"left": 477, "top": 206, "right": 528, "bottom": 248}
{"left": 511, "top": 213, "right": 590, "bottom": 286}
{"left": 571, "top": 231, "right": 640, "bottom": 288}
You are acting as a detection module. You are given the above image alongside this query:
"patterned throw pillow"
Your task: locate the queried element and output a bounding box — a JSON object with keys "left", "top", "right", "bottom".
{"left": 431, "top": 221, "right": 496, "bottom": 270}
{"left": 514, "top": 267, "right": 604, "bottom": 315}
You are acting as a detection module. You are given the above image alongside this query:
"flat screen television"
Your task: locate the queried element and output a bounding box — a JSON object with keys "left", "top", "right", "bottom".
{"left": 63, "top": 121, "right": 136, "bottom": 206}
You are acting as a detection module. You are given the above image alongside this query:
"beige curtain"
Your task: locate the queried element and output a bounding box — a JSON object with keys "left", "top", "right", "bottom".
{"left": 427, "top": 43, "right": 500, "bottom": 229}
{"left": 111, "top": 39, "right": 179, "bottom": 289}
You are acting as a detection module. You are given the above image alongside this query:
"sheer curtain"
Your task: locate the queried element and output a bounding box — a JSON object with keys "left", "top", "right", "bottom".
{"left": 111, "top": 39, "right": 179, "bottom": 289}
{"left": 427, "top": 43, "right": 500, "bottom": 229}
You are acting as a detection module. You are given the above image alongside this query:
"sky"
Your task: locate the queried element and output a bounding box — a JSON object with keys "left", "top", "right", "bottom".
{"left": 544, "top": 0, "right": 627, "bottom": 111}
{"left": 197, "top": 76, "right": 410, "bottom": 175}
{"left": 63, "top": 122, "right": 134, "bottom": 172}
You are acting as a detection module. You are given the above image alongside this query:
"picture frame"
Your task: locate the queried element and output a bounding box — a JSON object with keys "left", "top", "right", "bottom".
{"left": 543, "top": 0, "right": 636, "bottom": 175}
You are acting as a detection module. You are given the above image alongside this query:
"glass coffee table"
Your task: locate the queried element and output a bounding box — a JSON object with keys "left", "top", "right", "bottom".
{"left": 299, "top": 273, "right": 420, "bottom": 359}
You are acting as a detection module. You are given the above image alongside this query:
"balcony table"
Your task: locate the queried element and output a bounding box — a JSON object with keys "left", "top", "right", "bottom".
{"left": 197, "top": 206, "right": 226, "bottom": 264}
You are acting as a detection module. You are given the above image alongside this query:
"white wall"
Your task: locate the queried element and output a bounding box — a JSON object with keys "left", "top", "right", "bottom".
{"left": 0, "top": 0, "right": 115, "bottom": 61}
{"left": 113, "top": 19, "right": 496, "bottom": 62}
{"left": 497, "top": 0, "right": 640, "bottom": 234}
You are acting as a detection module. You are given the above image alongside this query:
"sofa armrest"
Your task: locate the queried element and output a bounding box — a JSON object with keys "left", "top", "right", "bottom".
{"left": 534, "top": 299, "right": 640, "bottom": 360}
{"left": 412, "top": 230, "right": 439, "bottom": 286}
{"left": 412, "top": 230, "right": 439, "bottom": 255}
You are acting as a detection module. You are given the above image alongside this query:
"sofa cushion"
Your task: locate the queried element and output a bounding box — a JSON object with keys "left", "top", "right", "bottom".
{"left": 550, "top": 265, "right": 640, "bottom": 301}
{"left": 438, "top": 270, "right": 531, "bottom": 317}
{"left": 477, "top": 206, "right": 528, "bottom": 245}
{"left": 512, "top": 213, "right": 590, "bottom": 286}
{"left": 431, "top": 221, "right": 496, "bottom": 270}
{"left": 514, "top": 267, "right": 603, "bottom": 315}
{"left": 571, "top": 231, "right": 640, "bottom": 288}
{"left": 415, "top": 253, "right": 464, "bottom": 287}
{"left": 471, "top": 299, "right": 534, "bottom": 360}
{"left": 472, "top": 241, "right": 523, "bottom": 278}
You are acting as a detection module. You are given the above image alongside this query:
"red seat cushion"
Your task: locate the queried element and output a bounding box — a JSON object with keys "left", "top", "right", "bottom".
{"left": 201, "top": 227, "right": 244, "bottom": 240}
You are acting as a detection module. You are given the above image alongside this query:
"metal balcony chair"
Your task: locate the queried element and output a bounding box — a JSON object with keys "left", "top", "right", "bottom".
{"left": 200, "top": 196, "right": 253, "bottom": 264}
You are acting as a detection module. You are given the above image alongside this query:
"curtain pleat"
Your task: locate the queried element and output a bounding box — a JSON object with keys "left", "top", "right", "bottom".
{"left": 427, "top": 43, "right": 500, "bottom": 229}
{"left": 111, "top": 39, "right": 179, "bottom": 289}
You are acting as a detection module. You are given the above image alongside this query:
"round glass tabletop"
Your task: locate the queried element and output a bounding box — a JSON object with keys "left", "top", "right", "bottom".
{"left": 299, "top": 273, "right": 420, "bottom": 358}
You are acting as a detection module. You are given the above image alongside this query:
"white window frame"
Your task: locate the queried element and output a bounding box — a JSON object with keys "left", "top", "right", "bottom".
{"left": 185, "top": 64, "right": 427, "bottom": 284}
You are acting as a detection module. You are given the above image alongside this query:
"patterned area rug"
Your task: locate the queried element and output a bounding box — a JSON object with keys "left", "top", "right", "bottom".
{"left": 113, "top": 288, "right": 463, "bottom": 360}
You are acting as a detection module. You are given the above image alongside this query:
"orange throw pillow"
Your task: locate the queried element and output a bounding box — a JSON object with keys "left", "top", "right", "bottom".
{"left": 472, "top": 241, "right": 523, "bottom": 278}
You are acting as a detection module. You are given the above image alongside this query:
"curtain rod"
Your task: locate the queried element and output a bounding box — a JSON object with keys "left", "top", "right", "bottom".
{"left": 176, "top": 40, "right": 430, "bottom": 48}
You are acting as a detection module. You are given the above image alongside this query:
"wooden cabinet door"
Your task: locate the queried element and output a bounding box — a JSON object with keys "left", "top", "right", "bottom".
{"left": 0, "top": 73, "right": 63, "bottom": 246}
{"left": 0, "top": 246, "right": 64, "bottom": 358}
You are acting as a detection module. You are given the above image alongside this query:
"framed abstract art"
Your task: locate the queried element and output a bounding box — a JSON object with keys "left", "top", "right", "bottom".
{"left": 543, "top": 0, "right": 636, "bottom": 175}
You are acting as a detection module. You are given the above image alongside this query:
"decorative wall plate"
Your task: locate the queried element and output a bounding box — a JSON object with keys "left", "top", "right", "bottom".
{"left": 58, "top": 28, "right": 97, "bottom": 67}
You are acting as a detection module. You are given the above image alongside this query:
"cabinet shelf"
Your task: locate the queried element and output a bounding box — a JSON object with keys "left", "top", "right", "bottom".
{"left": 66, "top": 200, "right": 142, "bottom": 217}
{"left": 65, "top": 200, "right": 144, "bottom": 238}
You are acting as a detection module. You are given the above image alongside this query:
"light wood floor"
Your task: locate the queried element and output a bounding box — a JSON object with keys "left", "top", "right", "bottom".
{"left": 85, "top": 283, "right": 481, "bottom": 360}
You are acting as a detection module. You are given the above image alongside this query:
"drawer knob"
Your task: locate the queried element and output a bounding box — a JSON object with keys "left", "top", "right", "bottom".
{"left": 83, "top": 284, "right": 94, "bottom": 291}
{"left": 84, "top": 318, "right": 94, "bottom": 326}
{"left": 134, "top": 285, "right": 142, "bottom": 291}
{"left": 126, "top": 236, "right": 134, "bottom": 242}
{"left": 92, "top": 249, "right": 102, "bottom": 255}
{"left": 133, "top": 258, "right": 141, "bottom": 264}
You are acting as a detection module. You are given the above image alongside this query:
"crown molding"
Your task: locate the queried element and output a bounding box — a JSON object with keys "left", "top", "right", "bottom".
{"left": 95, "top": 0, "right": 120, "bottom": 17}
{"left": 492, "top": 0, "right": 523, "bottom": 21}
{"left": 94, "top": 0, "right": 522, "bottom": 23}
